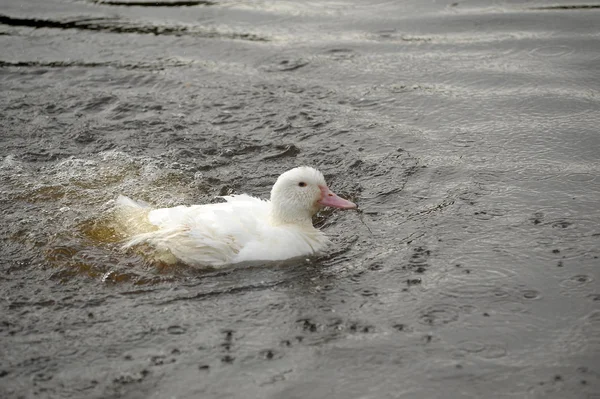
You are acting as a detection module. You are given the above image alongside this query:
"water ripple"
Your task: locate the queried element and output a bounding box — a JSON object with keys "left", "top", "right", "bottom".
{"left": 560, "top": 274, "right": 594, "bottom": 296}
{"left": 416, "top": 303, "right": 461, "bottom": 326}
{"left": 529, "top": 45, "right": 575, "bottom": 58}
{"left": 88, "top": 0, "right": 216, "bottom": 6}
{"left": 0, "top": 14, "right": 268, "bottom": 41}
{"left": 435, "top": 257, "right": 519, "bottom": 300}
{"left": 453, "top": 340, "right": 508, "bottom": 360}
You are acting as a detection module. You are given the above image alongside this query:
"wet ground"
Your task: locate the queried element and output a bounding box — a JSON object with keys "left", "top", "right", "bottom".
{"left": 1, "top": 0, "right": 599, "bottom": 398}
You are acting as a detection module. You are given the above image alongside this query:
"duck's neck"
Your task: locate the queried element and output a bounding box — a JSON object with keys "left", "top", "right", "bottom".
{"left": 269, "top": 202, "right": 315, "bottom": 227}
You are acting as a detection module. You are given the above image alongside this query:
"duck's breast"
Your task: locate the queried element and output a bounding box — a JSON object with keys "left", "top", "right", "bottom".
{"left": 232, "top": 224, "right": 330, "bottom": 264}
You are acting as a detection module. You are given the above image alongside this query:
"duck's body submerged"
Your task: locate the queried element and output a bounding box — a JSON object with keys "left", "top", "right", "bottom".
{"left": 117, "top": 167, "right": 356, "bottom": 268}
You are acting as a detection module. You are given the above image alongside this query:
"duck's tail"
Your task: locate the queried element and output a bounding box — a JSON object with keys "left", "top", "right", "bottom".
{"left": 114, "top": 195, "right": 156, "bottom": 240}
{"left": 114, "top": 195, "right": 179, "bottom": 264}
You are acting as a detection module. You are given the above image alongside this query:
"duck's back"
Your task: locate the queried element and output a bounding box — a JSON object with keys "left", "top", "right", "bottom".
{"left": 148, "top": 194, "right": 269, "bottom": 236}
{"left": 120, "top": 194, "right": 272, "bottom": 266}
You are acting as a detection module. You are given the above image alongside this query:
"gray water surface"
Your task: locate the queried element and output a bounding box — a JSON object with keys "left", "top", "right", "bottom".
{"left": 1, "top": 1, "right": 599, "bottom": 398}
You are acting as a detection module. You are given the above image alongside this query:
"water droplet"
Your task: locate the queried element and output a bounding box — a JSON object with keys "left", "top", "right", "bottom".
{"left": 522, "top": 289, "right": 541, "bottom": 300}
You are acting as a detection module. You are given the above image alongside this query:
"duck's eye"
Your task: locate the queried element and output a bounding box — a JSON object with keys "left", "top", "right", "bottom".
{"left": 298, "top": 182, "right": 306, "bottom": 187}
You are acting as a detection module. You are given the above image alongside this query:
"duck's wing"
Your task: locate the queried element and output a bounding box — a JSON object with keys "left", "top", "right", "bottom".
{"left": 124, "top": 195, "right": 271, "bottom": 267}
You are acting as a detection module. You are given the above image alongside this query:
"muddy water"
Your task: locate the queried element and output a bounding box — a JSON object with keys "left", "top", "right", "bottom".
{"left": 1, "top": 1, "right": 599, "bottom": 398}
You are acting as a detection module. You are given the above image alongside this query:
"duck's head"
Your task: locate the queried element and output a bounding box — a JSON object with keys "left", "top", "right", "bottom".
{"left": 269, "top": 166, "right": 356, "bottom": 225}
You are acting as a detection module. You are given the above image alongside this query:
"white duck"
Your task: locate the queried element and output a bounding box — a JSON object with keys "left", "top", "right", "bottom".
{"left": 117, "top": 166, "right": 356, "bottom": 267}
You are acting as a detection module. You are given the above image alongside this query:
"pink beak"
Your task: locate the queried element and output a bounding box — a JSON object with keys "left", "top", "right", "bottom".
{"left": 318, "top": 185, "right": 357, "bottom": 209}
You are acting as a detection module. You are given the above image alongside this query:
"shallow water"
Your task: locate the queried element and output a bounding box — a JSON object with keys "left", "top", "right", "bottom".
{"left": 1, "top": 0, "right": 599, "bottom": 398}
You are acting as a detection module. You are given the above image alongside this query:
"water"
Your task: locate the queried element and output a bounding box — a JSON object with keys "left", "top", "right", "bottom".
{"left": 1, "top": 1, "right": 599, "bottom": 398}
